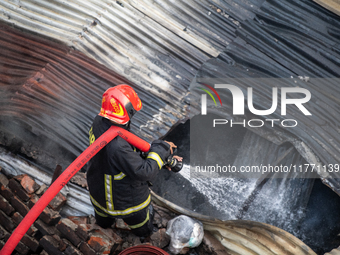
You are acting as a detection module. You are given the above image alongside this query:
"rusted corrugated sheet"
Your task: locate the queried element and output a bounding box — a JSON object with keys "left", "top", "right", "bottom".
{"left": 0, "top": 23, "right": 182, "bottom": 171}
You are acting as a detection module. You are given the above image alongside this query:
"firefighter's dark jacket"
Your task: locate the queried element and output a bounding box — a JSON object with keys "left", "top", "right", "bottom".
{"left": 86, "top": 115, "right": 171, "bottom": 218}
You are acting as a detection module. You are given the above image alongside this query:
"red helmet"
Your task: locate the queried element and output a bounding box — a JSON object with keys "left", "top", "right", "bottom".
{"left": 99, "top": 85, "right": 142, "bottom": 124}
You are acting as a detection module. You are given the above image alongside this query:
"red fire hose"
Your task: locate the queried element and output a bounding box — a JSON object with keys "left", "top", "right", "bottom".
{"left": 118, "top": 245, "right": 169, "bottom": 255}
{"left": 0, "top": 126, "right": 150, "bottom": 255}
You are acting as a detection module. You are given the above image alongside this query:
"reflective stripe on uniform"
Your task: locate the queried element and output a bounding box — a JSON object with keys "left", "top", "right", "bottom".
{"left": 147, "top": 152, "right": 164, "bottom": 169}
{"left": 94, "top": 207, "right": 108, "bottom": 217}
{"left": 104, "top": 174, "right": 114, "bottom": 211}
{"left": 90, "top": 194, "right": 151, "bottom": 217}
{"left": 114, "top": 172, "right": 126, "bottom": 180}
{"left": 128, "top": 210, "right": 150, "bottom": 229}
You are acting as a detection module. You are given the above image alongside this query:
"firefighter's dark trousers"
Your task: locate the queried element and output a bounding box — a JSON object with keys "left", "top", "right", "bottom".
{"left": 94, "top": 204, "right": 155, "bottom": 237}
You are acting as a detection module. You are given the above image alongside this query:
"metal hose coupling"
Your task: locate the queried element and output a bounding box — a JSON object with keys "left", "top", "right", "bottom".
{"left": 165, "top": 148, "right": 183, "bottom": 173}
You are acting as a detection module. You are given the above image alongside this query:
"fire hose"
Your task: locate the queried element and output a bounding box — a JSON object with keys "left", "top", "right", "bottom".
{"left": 0, "top": 126, "right": 150, "bottom": 255}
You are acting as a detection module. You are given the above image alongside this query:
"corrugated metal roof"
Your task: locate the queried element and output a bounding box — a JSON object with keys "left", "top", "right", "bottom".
{"left": 193, "top": 0, "right": 340, "bottom": 195}
{"left": 0, "top": 23, "right": 184, "bottom": 170}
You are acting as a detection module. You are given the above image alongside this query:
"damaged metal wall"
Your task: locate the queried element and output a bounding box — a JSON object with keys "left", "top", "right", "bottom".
{"left": 0, "top": 24, "right": 177, "bottom": 170}
{"left": 0, "top": 0, "right": 236, "bottom": 140}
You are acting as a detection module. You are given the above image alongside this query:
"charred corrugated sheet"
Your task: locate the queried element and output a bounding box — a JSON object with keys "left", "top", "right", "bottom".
{"left": 0, "top": 24, "right": 183, "bottom": 171}
{"left": 195, "top": 0, "right": 340, "bottom": 194}
{"left": 0, "top": 0, "right": 235, "bottom": 109}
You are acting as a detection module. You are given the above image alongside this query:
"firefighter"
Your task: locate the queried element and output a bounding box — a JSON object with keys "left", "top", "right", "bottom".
{"left": 86, "top": 84, "right": 182, "bottom": 237}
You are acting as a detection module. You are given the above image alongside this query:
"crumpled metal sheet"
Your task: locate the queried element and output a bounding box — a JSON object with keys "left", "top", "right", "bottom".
{"left": 152, "top": 190, "right": 317, "bottom": 255}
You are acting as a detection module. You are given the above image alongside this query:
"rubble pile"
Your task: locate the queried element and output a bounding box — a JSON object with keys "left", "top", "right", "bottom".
{"left": 0, "top": 170, "right": 223, "bottom": 255}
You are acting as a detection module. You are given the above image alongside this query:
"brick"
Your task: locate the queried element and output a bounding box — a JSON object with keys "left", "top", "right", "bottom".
{"left": 36, "top": 184, "right": 47, "bottom": 196}
{"left": 40, "top": 206, "right": 61, "bottom": 225}
{"left": 87, "top": 233, "right": 111, "bottom": 253}
{"left": 53, "top": 235, "right": 67, "bottom": 252}
{"left": 27, "top": 224, "right": 38, "bottom": 237}
{"left": 15, "top": 241, "right": 30, "bottom": 255}
{"left": 56, "top": 218, "right": 82, "bottom": 247}
{"left": 0, "top": 240, "right": 5, "bottom": 250}
{"left": 8, "top": 179, "right": 30, "bottom": 202}
{"left": 93, "top": 226, "right": 123, "bottom": 244}
{"left": 11, "top": 212, "right": 37, "bottom": 236}
{"left": 39, "top": 236, "right": 64, "bottom": 255}
{"left": 115, "top": 218, "right": 130, "bottom": 230}
{"left": 0, "top": 183, "right": 14, "bottom": 201}
{"left": 20, "top": 175, "right": 40, "bottom": 194}
{"left": 0, "top": 225, "right": 10, "bottom": 239}
{"left": 68, "top": 216, "right": 88, "bottom": 226}
{"left": 12, "top": 212, "right": 24, "bottom": 226}
{"left": 150, "top": 228, "right": 170, "bottom": 249}
{"left": 34, "top": 219, "right": 60, "bottom": 236}
{"left": 0, "top": 210, "right": 15, "bottom": 232}
{"left": 49, "top": 192, "right": 67, "bottom": 211}
{"left": 13, "top": 174, "right": 25, "bottom": 182}
{"left": 28, "top": 194, "right": 40, "bottom": 209}
{"left": 79, "top": 242, "right": 96, "bottom": 255}
{"left": 10, "top": 196, "right": 29, "bottom": 216}
{"left": 22, "top": 234, "right": 40, "bottom": 252}
{"left": 0, "top": 172, "right": 9, "bottom": 186}
{"left": 75, "top": 224, "right": 90, "bottom": 242}
{"left": 0, "top": 194, "right": 14, "bottom": 215}
{"left": 64, "top": 245, "right": 82, "bottom": 255}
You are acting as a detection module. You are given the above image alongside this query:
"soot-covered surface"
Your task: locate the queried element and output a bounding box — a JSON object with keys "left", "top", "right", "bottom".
{"left": 153, "top": 118, "right": 340, "bottom": 254}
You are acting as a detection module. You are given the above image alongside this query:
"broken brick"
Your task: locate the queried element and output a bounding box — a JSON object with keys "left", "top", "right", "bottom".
{"left": 10, "top": 195, "right": 29, "bottom": 216}
{"left": 40, "top": 206, "right": 61, "bottom": 225}
{"left": 53, "top": 235, "right": 70, "bottom": 251}
{"left": 15, "top": 241, "right": 30, "bottom": 255}
{"left": 87, "top": 234, "right": 112, "bottom": 253}
{"left": 150, "top": 228, "right": 170, "bottom": 249}
{"left": 79, "top": 242, "right": 96, "bottom": 255}
{"left": 28, "top": 194, "right": 40, "bottom": 209}
{"left": 94, "top": 227, "right": 123, "bottom": 244}
{"left": 39, "top": 236, "right": 63, "bottom": 255}
{"left": 0, "top": 210, "right": 15, "bottom": 232}
{"left": 27, "top": 224, "right": 38, "bottom": 237}
{"left": 0, "top": 225, "right": 10, "bottom": 240}
{"left": 64, "top": 244, "right": 82, "bottom": 255}
{"left": 35, "top": 184, "right": 47, "bottom": 196}
{"left": 0, "top": 240, "right": 5, "bottom": 250}
{"left": 34, "top": 219, "right": 60, "bottom": 236}
{"left": 12, "top": 211, "right": 23, "bottom": 226}
{"left": 0, "top": 194, "right": 14, "bottom": 215}
{"left": 75, "top": 224, "right": 90, "bottom": 241}
{"left": 56, "top": 218, "right": 82, "bottom": 247}
{"left": 49, "top": 192, "right": 67, "bottom": 211}
{"left": 0, "top": 172, "right": 9, "bottom": 186}
{"left": 0, "top": 183, "right": 14, "bottom": 201}
{"left": 115, "top": 218, "right": 130, "bottom": 230}
{"left": 68, "top": 216, "right": 88, "bottom": 225}
{"left": 8, "top": 179, "right": 30, "bottom": 202}
{"left": 22, "top": 234, "right": 40, "bottom": 253}
{"left": 20, "top": 174, "right": 40, "bottom": 194}
{"left": 11, "top": 212, "right": 38, "bottom": 236}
